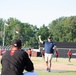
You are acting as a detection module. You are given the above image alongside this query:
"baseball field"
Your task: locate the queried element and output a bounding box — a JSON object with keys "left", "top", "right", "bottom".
{"left": 0, "top": 56, "right": 76, "bottom": 75}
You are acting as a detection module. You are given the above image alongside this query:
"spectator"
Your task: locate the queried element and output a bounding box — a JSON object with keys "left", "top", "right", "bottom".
{"left": 41, "top": 48, "right": 45, "bottom": 59}
{"left": 67, "top": 49, "right": 72, "bottom": 62}
{"left": 55, "top": 49, "right": 58, "bottom": 61}
{"left": 1, "top": 38, "right": 35, "bottom": 75}
{"left": 28, "top": 48, "right": 32, "bottom": 58}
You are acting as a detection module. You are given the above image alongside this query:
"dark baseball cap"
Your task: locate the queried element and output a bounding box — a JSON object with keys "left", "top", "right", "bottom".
{"left": 12, "top": 38, "right": 22, "bottom": 47}
{"left": 48, "top": 36, "right": 52, "bottom": 39}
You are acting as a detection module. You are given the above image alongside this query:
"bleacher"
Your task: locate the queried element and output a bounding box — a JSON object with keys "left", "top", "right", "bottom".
{"left": 0, "top": 46, "right": 10, "bottom": 55}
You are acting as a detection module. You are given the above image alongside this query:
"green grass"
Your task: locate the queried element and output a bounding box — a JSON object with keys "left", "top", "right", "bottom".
{"left": 37, "top": 71, "right": 76, "bottom": 75}
{"left": 0, "top": 56, "right": 76, "bottom": 75}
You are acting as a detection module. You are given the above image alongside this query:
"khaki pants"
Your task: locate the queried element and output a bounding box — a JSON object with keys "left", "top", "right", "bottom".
{"left": 45, "top": 53, "right": 54, "bottom": 61}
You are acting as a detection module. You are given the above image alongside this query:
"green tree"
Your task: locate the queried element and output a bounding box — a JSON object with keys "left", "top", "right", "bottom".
{"left": 36, "top": 24, "right": 49, "bottom": 41}
{"left": 49, "top": 16, "right": 76, "bottom": 42}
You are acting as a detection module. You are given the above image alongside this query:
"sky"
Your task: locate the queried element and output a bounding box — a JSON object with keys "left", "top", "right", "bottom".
{"left": 0, "top": 0, "right": 76, "bottom": 28}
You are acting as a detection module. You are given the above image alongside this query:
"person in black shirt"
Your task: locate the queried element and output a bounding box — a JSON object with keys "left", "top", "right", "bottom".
{"left": 1, "top": 38, "right": 34, "bottom": 75}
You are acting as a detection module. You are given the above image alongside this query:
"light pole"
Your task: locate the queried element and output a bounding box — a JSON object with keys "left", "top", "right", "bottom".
{"left": 2, "top": 22, "right": 9, "bottom": 46}
{"left": 2, "top": 23, "right": 5, "bottom": 46}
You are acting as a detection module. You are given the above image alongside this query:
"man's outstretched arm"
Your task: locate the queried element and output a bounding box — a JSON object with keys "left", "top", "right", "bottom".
{"left": 38, "top": 35, "right": 43, "bottom": 44}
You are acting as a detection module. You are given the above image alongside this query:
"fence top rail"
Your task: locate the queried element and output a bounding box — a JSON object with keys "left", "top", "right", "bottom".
{"left": 57, "top": 48, "right": 76, "bottom": 50}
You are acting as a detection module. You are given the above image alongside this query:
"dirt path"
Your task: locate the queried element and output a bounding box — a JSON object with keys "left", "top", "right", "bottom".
{"left": 32, "top": 57, "right": 76, "bottom": 71}
{"left": 34, "top": 63, "right": 76, "bottom": 71}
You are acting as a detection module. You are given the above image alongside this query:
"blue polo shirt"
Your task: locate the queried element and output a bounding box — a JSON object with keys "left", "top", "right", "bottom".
{"left": 43, "top": 41, "right": 56, "bottom": 54}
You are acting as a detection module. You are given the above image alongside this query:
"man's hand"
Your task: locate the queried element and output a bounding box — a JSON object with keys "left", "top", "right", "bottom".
{"left": 38, "top": 35, "right": 43, "bottom": 44}
{"left": 38, "top": 35, "right": 41, "bottom": 39}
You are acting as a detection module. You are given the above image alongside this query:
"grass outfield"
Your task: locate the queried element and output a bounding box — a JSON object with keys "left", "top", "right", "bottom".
{"left": 0, "top": 56, "right": 76, "bottom": 75}
{"left": 37, "top": 71, "right": 76, "bottom": 75}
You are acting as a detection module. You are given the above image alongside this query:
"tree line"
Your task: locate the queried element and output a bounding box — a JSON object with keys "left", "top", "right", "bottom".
{"left": 0, "top": 16, "right": 76, "bottom": 48}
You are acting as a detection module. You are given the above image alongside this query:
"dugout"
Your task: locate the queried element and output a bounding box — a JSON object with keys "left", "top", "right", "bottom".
{"left": 26, "top": 48, "right": 40, "bottom": 57}
{"left": 40, "top": 42, "right": 76, "bottom": 58}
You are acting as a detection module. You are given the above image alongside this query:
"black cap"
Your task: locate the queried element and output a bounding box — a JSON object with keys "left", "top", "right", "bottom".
{"left": 48, "top": 36, "right": 52, "bottom": 39}
{"left": 12, "top": 38, "right": 22, "bottom": 47}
